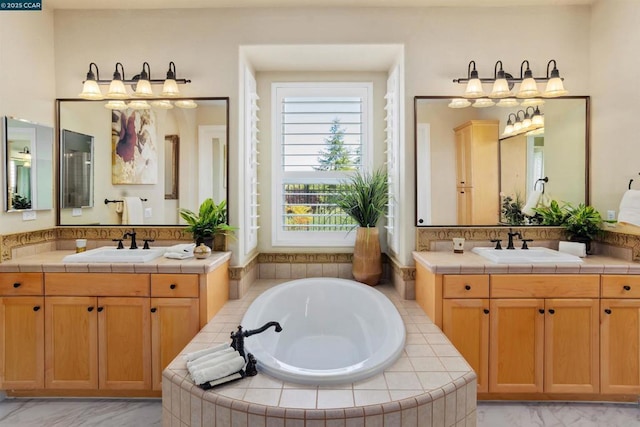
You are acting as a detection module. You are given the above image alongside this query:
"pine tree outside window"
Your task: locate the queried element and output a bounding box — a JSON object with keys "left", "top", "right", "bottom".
{"left": 272, "top": 82, "right": 372, "bottom": 246}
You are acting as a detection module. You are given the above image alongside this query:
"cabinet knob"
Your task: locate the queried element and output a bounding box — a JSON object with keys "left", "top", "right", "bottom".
{"left": 13, "top": 282, "right": 20, "bottom": 288}
{"left": 464, "top": 285, "right": 471, "bottom": 290}
{"left": 151, "top": 307, "right": 157, "bottom": 313}
{"left": 170, "top": 284, "right": 177, "bottom": 289}
{"left": 548, "top": 309, "right": 555, "bottom": 315}
{"left": 87, "top": 307, "right": 94, "bottom": 312}
{"left": 97, "top": 307, "right": 104, "bottom": 312}
{"left": 538, "top": 309, "right": 545, "bottom": 314}
{"left": 604, "top": 309, "right": 612, "bottom": 315}
{"left": 33, "top": 306, "right": 41, "bottom": 312}
{"left": 623, "top": 285, "right": 631, "bottom": 291}
{"left": 483, "top": 308, "right": 489, "bottom": 314}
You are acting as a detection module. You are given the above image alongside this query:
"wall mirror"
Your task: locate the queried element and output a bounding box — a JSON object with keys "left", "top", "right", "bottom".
{"left": 56, "top": 97, "right": 229, "bottom": 225}
{"left": 415, "top": 96, "right": 589, "bottom": 226}
{"left": 61, "top": 129, "right": 94, "bottom": 209}
{"left": 3, "top": 117, "right": 54, "bottom": 212}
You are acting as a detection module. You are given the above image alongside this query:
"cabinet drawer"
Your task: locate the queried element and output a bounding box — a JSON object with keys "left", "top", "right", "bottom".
{"left": 151, "top": 274, "right": 198, "bottom": 298}
{"left": 0, "top": 273, "right": 43, "bottom": 295}
{"left": 44, "top": 273, "right": 149, "bottom": 296}
{"left": 602, "top": 275, "right": 640, "bottom": 298}
{"left": 491, "top": 274, "right": 599, "bottom": 298}
{"left": 443, "top": 275, "right": 489, "bottom": 298}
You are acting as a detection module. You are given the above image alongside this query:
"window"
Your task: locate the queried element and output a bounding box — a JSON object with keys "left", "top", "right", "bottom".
{"left": 272, "top": 82, "right": 373, "bottom": 246}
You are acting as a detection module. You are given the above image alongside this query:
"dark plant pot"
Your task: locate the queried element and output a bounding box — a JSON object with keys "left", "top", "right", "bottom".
{"left": 569, "top": 236, "right": 592, "bottom": 255}
{"left": 195, "top": 234, "right": 227, "bottom": 252}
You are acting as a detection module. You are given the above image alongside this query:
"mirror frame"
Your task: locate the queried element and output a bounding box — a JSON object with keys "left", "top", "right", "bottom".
{"left": 54, "top": 97, "right": 230, "bottom": 227}
{"left": 414, "top": 95, "right": 590, "bottom": 227}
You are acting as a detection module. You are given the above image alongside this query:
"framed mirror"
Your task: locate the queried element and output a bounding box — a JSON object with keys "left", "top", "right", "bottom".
{"left": 415, "top": 96, "right": 589, "bottom": 226}
{"left": 2, "top": 117, "right": 54, "bottom": 212}
{"left": 56, "top": 97, "right": 229, "bottom": 226}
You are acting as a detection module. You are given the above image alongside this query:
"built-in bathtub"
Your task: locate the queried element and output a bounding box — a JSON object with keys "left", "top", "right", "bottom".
{"left": 242, "top": 278, "right": 406, "bottom": 385}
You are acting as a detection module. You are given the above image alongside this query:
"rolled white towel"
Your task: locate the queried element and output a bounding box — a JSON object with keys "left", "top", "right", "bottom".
{"left": 522, "top": 190, "right": 542, "bottom": 217}
{"left": 183, "top": 343, "right": 230, "bottom": 362}
{"left": 190, "top": 354, "right": 246, "bottom": 385}
{"left": 187, "top": 348, "right": 237, "bottom": 372}
{"left": 203, "top": 371, "right": 243, "bottom": 388}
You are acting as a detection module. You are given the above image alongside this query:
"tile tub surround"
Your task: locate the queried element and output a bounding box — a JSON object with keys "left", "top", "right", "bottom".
{"left": 162, "top": 280, "right": 477, "bottom": 426}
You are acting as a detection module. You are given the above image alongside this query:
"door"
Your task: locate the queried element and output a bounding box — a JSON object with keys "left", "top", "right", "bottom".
{"left": 544, "top": 298, "right": 599, "bottom": 393}
{"left": 489, "top": 298, "right": 544, "bottom": 393}
{"left": 443, "top": 298, "right": 489, "bottom": 393}
{"left": 601, "top": 299, "right": 640, "bottom": 394}
{"left": 98, "top": 297, "right": 151, "bottom": 390}
{"left": 45, "top": 296, "right": 98, "bottom": 389}
{"left": 0, "top": 296, "right": 44, "bottom": 389}
{"left": 151, "top": 298, "right": 200, "bottom": 390}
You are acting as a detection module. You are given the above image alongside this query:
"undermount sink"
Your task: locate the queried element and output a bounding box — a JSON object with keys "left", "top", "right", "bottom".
{"left": 472, "top": 247, "right": 583, "bottom": 264}
{"left": 62, "top": 246, "right": 167, "bottom": 263}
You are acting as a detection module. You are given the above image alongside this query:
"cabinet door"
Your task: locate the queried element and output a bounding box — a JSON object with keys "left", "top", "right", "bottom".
{"left": 455, "top": 124, "right": 472, "bottom": 186}
{"left": 601, "top": 299, "right": 640, "bottom": 394}
{"left": 45, "top": 296, "right": 98, "bottom": 389}
{"left": 456, "top": 188, "right": 472, "bottom": 225}
{"left": 544, "top": 299, "right": 599, "bottom": 394}
{"left": 443, "top": 299, "right": 489, "bottom": 393}
{"left": 0, "top": 296, "right": 44, "bottom": 389}
{"left": 489, "top": 298, "right": 544, "bottom": 393}
{"left": 98, "top": 297, "right": 151, "bottom": 390}
{"left": 151, "top": 298, "right": 199, "bottom": 390}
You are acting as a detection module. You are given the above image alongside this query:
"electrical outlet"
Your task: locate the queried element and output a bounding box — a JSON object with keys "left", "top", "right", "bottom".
{"left": 72, "top": 208, "right": 82, "bottom": 217}
{"left": 607, "top": 210, "right": 616, "bottom": 221}
{"left": 22, "top": 211, "right": 36, "bottom": 221}
{"left": 144, "top": 207, "right": 152, "bottom": 218}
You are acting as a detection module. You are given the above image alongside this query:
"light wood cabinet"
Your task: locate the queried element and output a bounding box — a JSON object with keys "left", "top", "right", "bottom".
{"left": 453, "top": 120, "right": 499, "bottom": 225}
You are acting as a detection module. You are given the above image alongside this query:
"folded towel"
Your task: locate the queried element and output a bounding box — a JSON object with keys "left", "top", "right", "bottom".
{"left": 183, "top": 343, "right": 230, "bottom": 362}
{"left": 199, "top": 371, "right": 244, "bottom": 390}
{"left": 190, "top": 354, "right": 246, "bottom": 385}
{"left": 522, "top": 190, "right": 542, "bottom": 217}
{"left": 618, "top": 190, "right": 640, "bottom": 227}
{"left": 187, "top": 348, "right": 236, "bottom": 371}
{"left": 164, "top": 243, "right": 196, "bottom": 260}
{"left": 164, "top": 252, "right": 194, "bottom": 260}
{"left": 122, "top": 196, "right": 144, "bottom": 224}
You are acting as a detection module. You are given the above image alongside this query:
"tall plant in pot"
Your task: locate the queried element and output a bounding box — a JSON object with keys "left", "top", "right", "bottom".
{"left": 563, "top": 203, "right": 603, "bottom": 254}
{"left": 178, "top": 198, "right": 236, "bottom": 250}
{"left": 336, "top": 168, "right": 389, "bottom": 286}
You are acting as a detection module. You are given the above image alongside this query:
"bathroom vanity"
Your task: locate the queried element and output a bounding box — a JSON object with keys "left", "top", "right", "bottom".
{"left": 0, "top": 250, "right": 230, "bottom": 397}
{"left": 413, "top": 250, "right": 640, "bottom": 401}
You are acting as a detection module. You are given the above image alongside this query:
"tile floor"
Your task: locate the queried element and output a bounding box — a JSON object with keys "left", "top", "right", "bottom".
{"left": 0, "top": 397, "right": 638, "bottom": 426}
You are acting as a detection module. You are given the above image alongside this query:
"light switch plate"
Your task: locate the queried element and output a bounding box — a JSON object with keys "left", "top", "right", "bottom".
{"left": 144, "top": 207, "right": 152, "bottom": 218}
{"left": 72, "top": 208, "right": 82, "bottom": 217}
{"left": 22, "top": 211, "right": 36, "bottom": 221}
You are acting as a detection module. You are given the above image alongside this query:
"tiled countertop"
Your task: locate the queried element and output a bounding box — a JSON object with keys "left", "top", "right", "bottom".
{"left": 413, "top": 251, "right": 640, "bottom": 275}
{"left": 0, "top": 250, "right": 231, "bottom": 274}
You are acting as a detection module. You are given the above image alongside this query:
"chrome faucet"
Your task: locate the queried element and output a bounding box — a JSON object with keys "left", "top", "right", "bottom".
{"left": 506, "top": 228, "right": 522, "bottom": 250}
{"left": 123, "top": 230, "right": 138, "bottom": 249}
{"left": 230, "top": 322, "right": 282, "bottom": 359}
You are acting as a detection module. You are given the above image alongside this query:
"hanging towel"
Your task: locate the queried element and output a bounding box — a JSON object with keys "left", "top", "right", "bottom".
{"left": 164, "top": 243, "right": 196, "bottom": 260}
{"left": 122, "top": 197, "right": 144, "bottom": 224}
{"left": 190, "top": 354, "right": 246, "bottom": 386}
{"left": 183, "top": 343, "right": 231, "bottom": 362}
{"left": 522, "top": 190, "right": 542, "bottom": 217}
{"left": 617, "top": 190, "right": 640, "bottom": 227}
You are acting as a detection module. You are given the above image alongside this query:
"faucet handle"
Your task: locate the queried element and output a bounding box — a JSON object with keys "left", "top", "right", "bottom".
{"left": 521, "top": 239, "right": 533, "bottom": 250}
{"left": 112, "top": 239, "right": 124, "bottom": 249}
{"left": 142, "top": 239, "right": 155, "bottom": 250}
{"left": 490, "top": 239, "right": 502, "bottom": 250}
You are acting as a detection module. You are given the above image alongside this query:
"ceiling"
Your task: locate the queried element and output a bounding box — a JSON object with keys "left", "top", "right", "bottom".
{"left": 47, "top": 0, "right": 594, "bottom": 10}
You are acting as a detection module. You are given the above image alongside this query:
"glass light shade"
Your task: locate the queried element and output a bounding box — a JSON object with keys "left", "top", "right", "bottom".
{"left": 448, "top": 98, "right": 471, "bottom": 108}
{"left": 488, "top": 78, "right": 511, "bottom": 98}
{"left": 516, "top": 77, "right": 540, "bottom": 98}
{"left": 128, "top": 100, "right": 151, "bottom": 110}
{"left": 496, "top": 98, "right": 519, "bottom": 108}
{"left": 79, "top": 80, "right": 103, "bottom": 100}
{"left": 464, "top": 78, "right": 485, "bottom": 98}
{"left": 472, "top": 98, "right": 495, "bottom": 108}
{"left": 532, "top": 114, "right": 544, "bottom": 127}
{"left": 503, "top": 124, "right": 514, "bottom": 136}
{"left": 104, "top": 100, "right": 128, "bottom": 110}
{"left": 175, "top": 99, "right": 198, "bottom": 109}
{"left": 134, "top": 79, "right": 154, "bottom": 97}
{"left": 151, "top": 100, "right": 174, "bottom": 109}
{"left": 522, "top": 117, "right": 532, "bottom": 129}
{"left": 513, "top": 121, "right": 523, "bottom": 133}
{"left": 543, "top": 77, "right": 568, "bottom": 97}
{"left": 106, "top": 79, "right": 128, "bottom": 99}
{"left": 520, "top": 98, "right": 545, "bottom": 107}
{"left": 160, "top": 79, "right": 180, "bottom": 97}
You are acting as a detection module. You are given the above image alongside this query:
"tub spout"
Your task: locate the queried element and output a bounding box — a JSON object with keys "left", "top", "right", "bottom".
{"left": 244, "top": 321, "right": 282, "bottom": 336}
{"left": 230, "top": 322, "right": 282, "bottom": 360}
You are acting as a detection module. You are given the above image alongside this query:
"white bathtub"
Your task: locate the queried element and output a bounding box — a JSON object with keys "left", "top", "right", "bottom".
{"left": 242, "top": 278, "right": 406, "bottom": 385}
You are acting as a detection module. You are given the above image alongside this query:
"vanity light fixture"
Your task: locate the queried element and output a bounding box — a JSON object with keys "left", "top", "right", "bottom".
{"left": 105, "top": 100, "right": 128, "bottom": 110}
{"left": 78, "top": 61, "right": 191, "bottom": 100}
{"left": 472, "top": 98, "right": 495, "bottom": 108}
{"left": 502, "top": 107, "right": 544, "bottom": 137}
{"left": 496, "top": 98, "right": 519, "bottom": 108}
{"left": 128, "top": 100, "right": 151, "bottom": 110}
{"left": 503, "top": 113, "right": 516, "bottom": 136}
{"left": 174, "top": 99, "right": 198, "bottom": 109}
{"left": 453, "top": 59, "right": 567, "bottom": 99}
{"left": 520, "top": 98, "right": 545, "bottom": 107}
{"left": 448, "top": 98, "right": 472, "bottom": 108}
{"left": 150, "top": 100, "right": 174, "bottom": 109}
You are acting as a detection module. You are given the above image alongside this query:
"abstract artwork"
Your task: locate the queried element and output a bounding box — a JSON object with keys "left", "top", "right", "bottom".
{"left": 111, "top": 109, "right": 158, "bottom": 184}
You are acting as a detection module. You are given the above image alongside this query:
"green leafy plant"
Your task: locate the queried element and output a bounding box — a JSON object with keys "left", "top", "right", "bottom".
{"left": 563, "top": 203, "right": 603, "bottom": 241}
{"left": 501, "top": 194, "right": 525, "bottom": 225}
{"left": 336, "top": 168, "right": 389, "bottom": 228}
{"left": 532, "top": 200, "right": 569, "bottom": 226}
{"left": 178, "top": 199, "right": 236, "bottom": 243}
{"left": 11, "top": 194, "right": 31, "bottom": 210}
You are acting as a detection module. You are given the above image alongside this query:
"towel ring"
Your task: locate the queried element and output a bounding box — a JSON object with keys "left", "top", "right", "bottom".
{"left": 629, "top": 173, "right": 640, "bottom": 190}
{"left": 104, "top": 198, "right": 148, "bottom": 205}
{"left": 534, "top": 177, "right": 549, "bottom": 193}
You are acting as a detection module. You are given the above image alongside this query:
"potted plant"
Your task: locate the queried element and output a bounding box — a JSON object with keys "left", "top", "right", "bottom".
{"left": 336, "top": 168, "right": 389, "bottom": 286}
{"left": 532, "top": 200, "right": 569, "bottom": 226}
{"left": 500, "top": 193, "right": 525, "bottom": 225}
{"left": 563, "top": 203, "right": 603, "bottom": 254}
{"left": 178, "top": 198, "right": 236, "bottom": 250}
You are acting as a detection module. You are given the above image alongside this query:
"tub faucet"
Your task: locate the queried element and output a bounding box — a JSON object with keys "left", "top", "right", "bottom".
{"left": 230, "top": 322, "right": 282, "bottom": 359}
{"left": 506, "top": 228, "right": 522, "bottom": 250}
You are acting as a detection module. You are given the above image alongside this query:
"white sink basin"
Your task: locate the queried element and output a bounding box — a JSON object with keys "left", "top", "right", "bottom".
{"left": 472, "top": 247, "right": 583, "bottom": 264}
{"left": 63, "top": 246, "right": 167, "bottom": 263}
